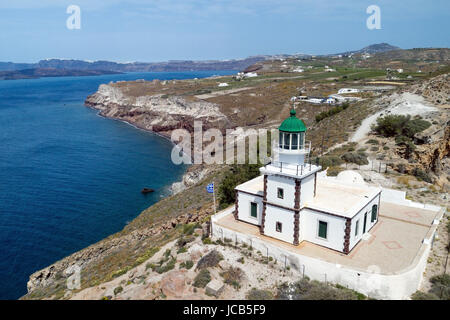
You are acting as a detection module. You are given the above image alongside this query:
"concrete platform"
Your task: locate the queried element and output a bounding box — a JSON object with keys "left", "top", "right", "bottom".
{"left": 213, "top": 202, "right": 442, "bottom": 275}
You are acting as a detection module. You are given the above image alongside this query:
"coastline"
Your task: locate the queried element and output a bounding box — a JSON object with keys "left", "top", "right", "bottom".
{"left": 87, "top": 104, "right": 206, "bottom": 195}
{"left": 22, "top": 74, "right": 226, "bottom": 299}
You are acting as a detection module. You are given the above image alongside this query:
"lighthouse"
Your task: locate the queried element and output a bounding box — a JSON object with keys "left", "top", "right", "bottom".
{"left": 231, "top": 109, "right": 380, "bottom": 254}
{"left": 258, "top": 109, "right": 322, "bottom": 244}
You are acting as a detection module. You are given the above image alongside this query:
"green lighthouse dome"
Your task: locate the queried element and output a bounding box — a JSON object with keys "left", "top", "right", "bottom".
{"left": 278, "top": 109, "right": 307, "bottom": 132}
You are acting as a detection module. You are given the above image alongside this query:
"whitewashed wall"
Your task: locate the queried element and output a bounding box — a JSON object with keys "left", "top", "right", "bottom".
{"left": 212, "top": 209, "right": 443, "bottom": 300}
{"left": 300, "top": 208, "right": 346, "bottom": 252}
{"left": 237, "top": 192, "right": 263, "bottom": 226}
{"left": 264, "top": 205, "right": 295, "bottom": 244}
{"left": 300, "top": 174, "right": 315, "bottom": 207}
{"left": 266, "top": 175, "right": 295, "bottom": 208}
{"left": 349, "top": 194, "right": 380, "bottom": 250}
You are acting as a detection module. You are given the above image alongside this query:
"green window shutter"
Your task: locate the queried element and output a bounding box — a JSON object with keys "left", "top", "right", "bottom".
{"left": 371, "top": 205, "right": 378, "bottom": 222}
{"left": 251, "top": 202, "right": 257, "bottom": 218}
{"left": 277, "top": 188, "right": 284, "bottom": 199}
{"left": 318, "top": 221, "right": 327, "bottom": 239}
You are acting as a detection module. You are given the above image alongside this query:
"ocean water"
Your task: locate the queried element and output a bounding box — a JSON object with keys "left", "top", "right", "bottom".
{"left": 0, "top": 70, "right": 236, "bottom": 300}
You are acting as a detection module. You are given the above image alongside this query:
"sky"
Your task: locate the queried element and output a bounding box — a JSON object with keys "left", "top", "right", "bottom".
{"left": 0, "top": 0, "right": 449, "bottom": 63}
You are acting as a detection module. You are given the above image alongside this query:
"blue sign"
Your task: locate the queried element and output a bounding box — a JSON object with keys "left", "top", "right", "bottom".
{"left": 206, "top": 183, "right": 214, "bottom": 193}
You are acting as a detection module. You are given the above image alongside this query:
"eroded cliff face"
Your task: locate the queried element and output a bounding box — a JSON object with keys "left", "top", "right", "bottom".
{"left": 85, "top": 83, "right": 231, "bottom": 138}
{"left": 25, "top": 202, "right": 212, "bottom": 298}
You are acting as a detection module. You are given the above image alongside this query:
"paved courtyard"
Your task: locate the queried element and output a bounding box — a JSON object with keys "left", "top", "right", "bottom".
{"left": 214, "top": 202, "right": 443, "bottom": 274}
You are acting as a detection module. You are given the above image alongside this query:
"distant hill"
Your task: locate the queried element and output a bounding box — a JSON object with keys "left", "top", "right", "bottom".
{"left": 0, "top": 68, "right": 121, "bottom": 80}
{"left": 0, "top": 56, "right": 268, "bottom": 73}
{"left": 333, "top": 43, "right": 401, "bottom": 56}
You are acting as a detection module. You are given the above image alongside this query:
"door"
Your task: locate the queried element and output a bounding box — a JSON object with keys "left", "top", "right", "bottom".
{"left": 250, "top": 202, "right": 257, "bottom": 218}
{"left": 363, "top": 212, "right": 367, "bottom": 233}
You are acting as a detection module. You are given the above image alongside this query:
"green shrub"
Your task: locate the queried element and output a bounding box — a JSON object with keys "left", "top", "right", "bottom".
{"left": 193, "top": 269, "right": 211, "bottom": 288}
{"left": 411, "top": 290, "right": 439, "bottom": 300}
{"left": 180, "top": 260, "right": 194, "bottom": 270}
{"left": 412, "top": 168, "right": 432, "bottom": 183}
{"left": 221, "top": 267, "right": 243, "bottom": 290}
{"left": 277, "top": 278, "right": 364, "bottom": 300}
{"left": 196, "top": 250, "right": 224, "bottom": 270}
{"left": 134, "top": 247, "right": 160, "bottom": 267}
{"left": 113, "top": 286, "right": 123, "bottom": 295}
{"left": 202, "top": 237, "right": 213, "bottom": 245}
{"left": 177, "top": 236, "right": 195, "bottom": 247}
{"left": 315, "top": 103, "right": 349, "bottom": 122}
{"left": 326, "top": 166, "right": 344, "bottom": 177}
{"left": 182, "top": 224, "right": 197, "bottom": 235}
{"left": 246, "top": 288, "right": 273, "bottom": 300}
{"left": 372, "top": 115, "right": 431, "bottom": 138}
{"left": 177, "top": 247, "right": 187, "bottom": 254}
{"left": 366, "top": 139, "right": 379, "bottom": 145}
{"left": 149, "top": 256, "right": 176, "bottom": 274}
{"left": 317, "top": 156, "right": 343, "bottom": 168}
{"left": 110, "top": 267, "right": 130, "bottom": 279}
{"left": 218, "top": 164, "right": 261, "bottom": 207}
{"left": 341, "top": 152, "right": 369, "bottom": 165}
{"left": 429, "top": 274, "right": 450, "bottom": 299}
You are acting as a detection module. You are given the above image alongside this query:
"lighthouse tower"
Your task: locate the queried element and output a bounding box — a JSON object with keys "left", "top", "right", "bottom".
{"left": 258, "top": 109, "right": 322, "bottom": 245}
{"left": 276, "top": 108, "right": 309, "bottom": 166}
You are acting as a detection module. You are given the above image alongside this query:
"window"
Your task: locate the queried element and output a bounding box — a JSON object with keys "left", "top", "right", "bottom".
{"left": 292, "top": 133, "right": 298, "bottom": 149}
{"left": 363, "top": 212, "right": 367, "bottom": 233}
{"left": 284, "top": 133, "right": 290, "bottom": 149}
{"left": 299, "top": 132, "right": 305, "bottom": 149}
{"left": 279, "top": 133, "right": 283, "bottom": 149}
{"left": 250, "top": 202, "right": 257, "bottom": 218}
{"left": 318, "top": 221, "right": 328, "bottom": 239}
{"left": 277, "top": 188, "right": 284, "bottom": 199}
{"left": 371, "top": 204, "right": 378, "bottom": 222}
{"left": 355, "top": 220, "right": 359, "bottom": 236}
{"left": 276, "top": 222, "right": 282, "bottom": 233}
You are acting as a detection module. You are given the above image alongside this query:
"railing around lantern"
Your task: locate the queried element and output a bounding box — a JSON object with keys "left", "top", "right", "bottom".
{"left": 263, "top": 160, "right": 314, "bottom": 176}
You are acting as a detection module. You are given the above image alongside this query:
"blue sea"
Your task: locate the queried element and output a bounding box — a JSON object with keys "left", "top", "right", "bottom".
{"left": 0, "top": 70, "right": 236, "bottom": 300}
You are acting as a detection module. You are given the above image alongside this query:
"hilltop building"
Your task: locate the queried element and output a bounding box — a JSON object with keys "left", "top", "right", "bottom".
{"left": 232, "top": 110, "right": 381, "bottom": 254}
{"left": 211, "top": 110, "right": 444, "bottom": 300}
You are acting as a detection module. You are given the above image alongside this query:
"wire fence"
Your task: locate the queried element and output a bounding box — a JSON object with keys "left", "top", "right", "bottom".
{"left": 343, "top": 159, "right": 390, "bottom": 174}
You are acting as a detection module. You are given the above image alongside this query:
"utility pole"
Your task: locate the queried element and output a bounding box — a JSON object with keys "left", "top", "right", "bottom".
{"left": 212, "top": 181, "right": 217, "bottom": 214}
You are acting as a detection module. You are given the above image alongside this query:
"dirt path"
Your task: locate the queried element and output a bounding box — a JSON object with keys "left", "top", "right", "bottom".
{"left": 350, "top": 92, "right": 437, "bottom": 142}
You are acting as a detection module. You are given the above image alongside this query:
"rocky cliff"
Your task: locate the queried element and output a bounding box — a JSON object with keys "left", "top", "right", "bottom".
{"left": 85, "top": 82, "right": 231, "bottom": 138}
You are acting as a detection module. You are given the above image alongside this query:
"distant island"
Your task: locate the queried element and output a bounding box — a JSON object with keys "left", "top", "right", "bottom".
{"left": 0, "top": 56, "right": 268, "bottom": 74}
{"left": 0, "top": 68, "right": 122, "bottom": 80}
{"left": 0, "top": 43, "right": 403, "bottom": 80}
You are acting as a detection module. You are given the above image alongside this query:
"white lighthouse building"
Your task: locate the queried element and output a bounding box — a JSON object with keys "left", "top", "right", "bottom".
{"left": 233, "top": 109, "right": 381, "bottom": 254}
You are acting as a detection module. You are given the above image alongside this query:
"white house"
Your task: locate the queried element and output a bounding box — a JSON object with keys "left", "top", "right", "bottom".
{"left": 292, "top": 67, "right": 304, "bottom": 73}
{"left": 218, "top": 82, "right": 229, "bottom": 87}
{"left": 244, "top": 72, "right": 258, "bottom": 78}
{"left": 338, "top": 88, "right": 360, "bottom": 94}
{"left": 233, "top": 110, "right": 381, "bottom": 254}
{"left": 325, "top": 97, "right": 337, "bottom": 104}
{"left": 306, "top": 97, "right": 325, "bottom": 104}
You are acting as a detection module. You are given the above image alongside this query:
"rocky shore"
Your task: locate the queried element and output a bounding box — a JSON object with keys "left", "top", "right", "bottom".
{"left": 85, "top": 82, "right": 230, "bottom": 139}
